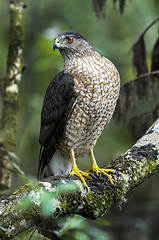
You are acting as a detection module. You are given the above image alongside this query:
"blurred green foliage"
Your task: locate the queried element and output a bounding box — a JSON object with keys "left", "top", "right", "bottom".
{"left": 1, "top": 0, "right": 159, "bottom": 239}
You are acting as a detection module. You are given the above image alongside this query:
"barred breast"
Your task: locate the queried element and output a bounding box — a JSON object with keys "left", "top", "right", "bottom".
{"left": 58, "top": 51, "right": 120, "bottom": 157}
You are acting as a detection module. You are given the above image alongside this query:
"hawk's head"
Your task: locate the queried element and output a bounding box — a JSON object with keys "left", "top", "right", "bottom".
{"left": 53, "top": 31, "right": 93, "bottom": 59}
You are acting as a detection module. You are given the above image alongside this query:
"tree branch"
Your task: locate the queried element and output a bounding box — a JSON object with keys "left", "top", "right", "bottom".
{"left": 0, "top": 118, "right": 159, "bottom": 239}
{"left": 0, "top": 0, "right": 24, "bottom": 196}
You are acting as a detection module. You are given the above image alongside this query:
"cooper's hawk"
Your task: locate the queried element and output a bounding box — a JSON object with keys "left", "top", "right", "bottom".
{"left": 38, "top": 31, "right": 120, "bottom": 187}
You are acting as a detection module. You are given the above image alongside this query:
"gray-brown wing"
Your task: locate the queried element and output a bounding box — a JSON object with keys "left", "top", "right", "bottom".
{"left": 38, "top": 71, "right": 77, "bottom": 177}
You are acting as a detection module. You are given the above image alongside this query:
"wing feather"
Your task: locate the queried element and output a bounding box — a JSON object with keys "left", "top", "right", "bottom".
{"left": 38, "top": 70, "right": 77, "bottom": 177}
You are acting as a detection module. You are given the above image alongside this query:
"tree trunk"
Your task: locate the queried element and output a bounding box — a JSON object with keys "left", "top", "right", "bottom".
{"left": 0, "top": 0, "right": 24, "bottom": 197}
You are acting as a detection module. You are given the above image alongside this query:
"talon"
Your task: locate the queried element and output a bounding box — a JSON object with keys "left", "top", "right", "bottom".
{"left": 112, "top": 184, "right": 115, "bottom": 189}
{"left": 85, "top": 185, "right": 89, "bottom": 192}
{"left": 98, "top": 172, "right": 101, "bottom": 178}
{"left": 89, "top": 173, "right": 97, "bottom": 179}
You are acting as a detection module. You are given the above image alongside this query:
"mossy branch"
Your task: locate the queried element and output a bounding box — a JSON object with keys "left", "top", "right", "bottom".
{"left": 0, "top": 0, "right": 24, "bottom": 196}
{"left": 0, "top": 118, "right": 159, "bottom": 239}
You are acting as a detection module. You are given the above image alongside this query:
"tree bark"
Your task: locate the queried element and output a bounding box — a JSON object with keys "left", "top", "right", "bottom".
{"left": 0, "top": 118, "right": 159, "bottom": 239}
{"left": 0, "top": 0, "right": 24, "bottom": 197}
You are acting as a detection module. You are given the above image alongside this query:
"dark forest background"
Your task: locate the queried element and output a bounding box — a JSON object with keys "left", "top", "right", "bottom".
{"left": 0, "top": 0, "right": 159, "bottom": 239}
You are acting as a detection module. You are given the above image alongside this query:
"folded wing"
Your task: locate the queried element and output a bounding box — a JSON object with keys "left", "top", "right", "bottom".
{"left": 38, "top": 71, "right": 77, "bottom": 177}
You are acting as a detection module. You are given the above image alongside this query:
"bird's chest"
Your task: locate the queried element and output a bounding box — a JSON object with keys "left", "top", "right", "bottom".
{"left": 58, "top": 55, "right": 120, "bottom": 155}
{"left": 71, "top": 58, "right": 115, "bottom": 129}
{"left": 73, "top": 74, "right": 108, "bottom": 129}
{"left": 61, "top": 73, "right": 110, "bottom": 147}
{"left": 59, "top": 74, "right": 110, "bottom": 155}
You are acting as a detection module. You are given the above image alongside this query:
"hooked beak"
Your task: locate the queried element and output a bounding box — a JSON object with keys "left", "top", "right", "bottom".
{"left": 53, "top": 38, "right": 61, "bottom": 51}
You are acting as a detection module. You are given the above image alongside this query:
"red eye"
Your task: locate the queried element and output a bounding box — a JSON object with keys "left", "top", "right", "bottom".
{"left": 66, "top": 37, "right": 73, "bottom": 43}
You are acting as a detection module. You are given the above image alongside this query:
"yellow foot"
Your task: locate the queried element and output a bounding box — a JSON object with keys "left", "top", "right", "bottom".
{"left": 86, "top": 166, "right": 115, "bottom": 185}
{"left": 87, "top": 149, "right": 115, "bottom": 185}
{"left": 69, "top": 149, "right": 90, "bottom": 187}
{"left": 69, "top": 167, "right": 90, "bottom": 187}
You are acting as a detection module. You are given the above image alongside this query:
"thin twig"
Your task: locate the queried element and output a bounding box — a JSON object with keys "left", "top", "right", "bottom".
{"left": 124, "top": 70, "right": 159, "bottom": 86}
{"left": 141, "top": 17, "right": 159, "bottom": 37}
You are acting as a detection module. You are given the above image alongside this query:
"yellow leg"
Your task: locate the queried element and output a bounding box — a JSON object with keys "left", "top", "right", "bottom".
{"left": 69, "top": 149, "right": 90, "bottom": 187}
{"left": 86, "top": 149, "right": 115, "bottom": 185}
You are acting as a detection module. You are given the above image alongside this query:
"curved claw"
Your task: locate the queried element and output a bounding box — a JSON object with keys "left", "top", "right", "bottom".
{"left": 85, "top": 185, "right": 89, "bottom": 192}
{"left": 98, "top": 172, "right": 102, "bottom": 178}
{"left": 111, "top": 184, "right": 115, "bottom": 189}
{"left": 89, "top": 172, "right": 97, "bottom": 179}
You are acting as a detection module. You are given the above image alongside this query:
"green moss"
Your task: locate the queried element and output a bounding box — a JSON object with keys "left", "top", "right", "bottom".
{"left": 0, "top": 229, "right": 10, "bottom": 240}
{"left": 13, "top": 183, "right": 32, "bottom": 195}
{"left": 147, "top": 159, "right": 158, "bottom": 174}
